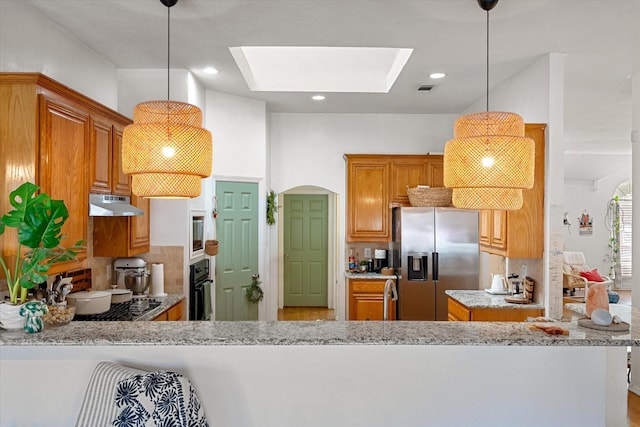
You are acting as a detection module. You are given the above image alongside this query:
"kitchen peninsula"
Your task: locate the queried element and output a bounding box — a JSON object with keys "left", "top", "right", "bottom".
{"left": 2, "top": 317, "right": 636, "bottom": 427}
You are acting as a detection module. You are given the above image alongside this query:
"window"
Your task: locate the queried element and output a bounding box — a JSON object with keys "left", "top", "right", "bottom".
{"left": 613, "top": 181, "right": 632, "bottom": 283}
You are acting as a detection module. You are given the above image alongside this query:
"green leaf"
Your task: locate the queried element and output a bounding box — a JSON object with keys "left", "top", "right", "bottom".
{"left": 18, "top": 196, "right": 68, "bottom": 249}
{"left": 1, "top": 182, "right": 43, "bottom": 229}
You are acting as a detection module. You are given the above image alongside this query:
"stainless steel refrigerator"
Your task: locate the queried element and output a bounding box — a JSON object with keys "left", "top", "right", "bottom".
{"left": 391, "top": 207, "right": 479, "bottom": 321}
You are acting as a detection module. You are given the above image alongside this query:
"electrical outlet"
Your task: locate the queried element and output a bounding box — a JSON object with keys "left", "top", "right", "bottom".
{"left": 106, "top": 265, "right": 112, "bottom": 280}
{"left": 521, "top": 264, "right": 527, "bottom": 280}
{"left": 364, "top": 247, "right": 372, "bottom": 259}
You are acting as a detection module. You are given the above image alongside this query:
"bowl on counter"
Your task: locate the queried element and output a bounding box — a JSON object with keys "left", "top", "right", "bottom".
{"left": 43, "top": 304, "right": 75, "bottom": 326}
{"left": 67, "top": 291, "right": 111, "bottom": 315}
{"left": 125, "top": 272, "right": 151, "bottom": 295}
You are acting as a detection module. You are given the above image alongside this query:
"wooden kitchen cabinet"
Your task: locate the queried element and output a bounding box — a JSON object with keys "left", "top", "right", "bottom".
{"left": 345, "top": 154, "right": 445, "bottom": 242}
{"left": 0, "top": 73, "right": 103, "bottom": 275}
{"left": 89, "top": 116, "right": 130, "bottom": 196}
{"left": 349, "top": 278, "right": 396, "bottom": 321}
{"left": 0, "top": 72, "right": 149, "bottom": 264}
{"left": 447, "top": 296, "right": 543, "bottom": 322}
{"left": 37, "top": 94, "right": 90, "bottom": 273}
{"left": 93, "top": 193, "right": 150, "bottom": 257}
{"left": 478, "top": 124, "right": 546, "bottom": 259}
{"left": 389, "top": 155, "right": 444, "bottom": 206}
{"left": 153, "top": 299, "right": 184, "bottom": 321}
{"left": 346, "top": 156, "right": 390, "bottom": 242}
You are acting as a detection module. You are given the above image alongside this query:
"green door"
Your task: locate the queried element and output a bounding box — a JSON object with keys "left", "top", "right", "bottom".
{"left": 215, "top": 181, "right": 259, "bottom": 320}
{"left": 283, "top": 194, "right": 328, "bottom": 307}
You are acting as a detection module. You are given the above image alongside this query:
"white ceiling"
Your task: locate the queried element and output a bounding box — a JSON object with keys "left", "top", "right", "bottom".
{"left": 20, "top": 0, "right": 639, "bottom": 181}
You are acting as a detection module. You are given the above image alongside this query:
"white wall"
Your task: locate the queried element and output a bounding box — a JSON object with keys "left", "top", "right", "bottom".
{"left": 0, "top": 1, "right": 118, "bottom": 109}
{"left": 564, "top": 174, "right": 632, "bottom": 279}
{"left": 269, "top": 113, "right": 457, "bottom": 318}
{"left": 0, "top": 345, "right": 627, "bottom": 427}
{"left": 205, "top": 91, "right": 269, "bottom": 318}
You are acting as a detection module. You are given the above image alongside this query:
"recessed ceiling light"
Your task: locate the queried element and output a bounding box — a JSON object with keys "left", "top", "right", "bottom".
{"left": 203, "top": 67, "right": 219, "bottom": 74}
{"left": 312, "top": 95, "right": 325, "bottom": 101}
{"left": 429, "top": 72, "right": 446, "bottom": 79}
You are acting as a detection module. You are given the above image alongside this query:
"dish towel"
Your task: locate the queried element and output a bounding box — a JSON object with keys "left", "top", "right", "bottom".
{"left": 202, "top": 281, "right": 212, "bottom": 321}
{"left": 76, "top": 361, "right": 209, "bottom": 427}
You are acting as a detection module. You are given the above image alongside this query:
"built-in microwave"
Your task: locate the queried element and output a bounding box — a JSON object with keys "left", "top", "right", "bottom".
{"left": 191, "top": 210, "right": 205, "bottom": 258}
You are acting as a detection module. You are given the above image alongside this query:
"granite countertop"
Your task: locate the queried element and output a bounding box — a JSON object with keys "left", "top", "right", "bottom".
{"left": 446, "top": 290, "right": 545, "bottom": 310}
{"left": 133, "top": 294, "right": 184, "bottom": 321}
{"left": 2, "top": 315, "right": 638, "bottom": 347}
{"left": 565, "top": 303, "right": 633, "bottom": 324}
{"left": 344, "top": 272, "right": 397, "bottom": 279}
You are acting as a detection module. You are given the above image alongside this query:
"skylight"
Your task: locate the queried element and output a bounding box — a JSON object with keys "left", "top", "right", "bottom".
{"left": 229, "top": 46, "right": 413, "bottom": 93}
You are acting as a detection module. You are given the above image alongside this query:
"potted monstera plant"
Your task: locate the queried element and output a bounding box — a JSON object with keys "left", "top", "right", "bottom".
{"left": 0, "top": 182, "right": 83, "bottom": 328}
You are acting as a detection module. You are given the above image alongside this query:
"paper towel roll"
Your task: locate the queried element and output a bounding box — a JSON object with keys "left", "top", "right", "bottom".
{"left": 150, "top": 263, "right": 167, "bottom": 296}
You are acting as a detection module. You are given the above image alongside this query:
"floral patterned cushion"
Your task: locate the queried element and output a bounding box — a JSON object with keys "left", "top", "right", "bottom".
{"left": 112, "top": 370, "right": 209, "bottom": 427}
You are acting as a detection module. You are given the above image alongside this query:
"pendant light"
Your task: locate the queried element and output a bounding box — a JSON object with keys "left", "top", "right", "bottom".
{"left": 443, "top": 0, "right": 534, "bottom": 210}
{"left": 122, "top": 0, "right": 212, "bottom": 198}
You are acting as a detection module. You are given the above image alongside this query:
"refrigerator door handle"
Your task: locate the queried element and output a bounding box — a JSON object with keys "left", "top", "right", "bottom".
{"left": 432, "top": 252, "right": 439, "bottom": 282}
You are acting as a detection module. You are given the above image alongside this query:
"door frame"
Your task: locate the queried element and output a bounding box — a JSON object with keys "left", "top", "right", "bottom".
{"left": 278, "top": 186, "right": 337, "bottom": 311}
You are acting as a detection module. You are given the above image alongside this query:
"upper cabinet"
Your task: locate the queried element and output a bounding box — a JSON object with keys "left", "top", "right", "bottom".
{"left": 37, "top": 94, "right": 90, "bottom": 273}
{"left": 345, "top": 154, "right": 444, "bottom": 242}
{"left": 93, "top": 193, "right": 150, "bottom": 257}
{"left": 346, "top": 156, "right": 390, "bottom": 242}
{"left": 0, "top": 73, "right": 148, "bottom": 271}
{"left": 90, "top": 116, "right": 130, "bottom": 196}
{"left": 479, "top": 124, "right": 546, "bottom": 259}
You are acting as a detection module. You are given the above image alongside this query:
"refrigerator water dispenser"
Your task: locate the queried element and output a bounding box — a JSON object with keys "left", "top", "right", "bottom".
{"left": 407, "top": 254, "right": 428, "bottom": 281}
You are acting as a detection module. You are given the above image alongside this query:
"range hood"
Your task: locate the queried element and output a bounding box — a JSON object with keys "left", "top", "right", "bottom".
{"left": 89, "top": 194, "right": 143, "bottom": 217}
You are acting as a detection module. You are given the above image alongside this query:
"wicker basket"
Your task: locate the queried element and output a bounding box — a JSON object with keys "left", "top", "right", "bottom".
{"left": 205, "top": 240, "right": 219, "bottom": 256}
{"left": 406, "top": 186, "right": 453, "bottom": 207}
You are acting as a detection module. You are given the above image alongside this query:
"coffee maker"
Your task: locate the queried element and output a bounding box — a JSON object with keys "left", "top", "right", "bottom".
{"left": 373, "top": 249, "right": 388, "bottom": 272}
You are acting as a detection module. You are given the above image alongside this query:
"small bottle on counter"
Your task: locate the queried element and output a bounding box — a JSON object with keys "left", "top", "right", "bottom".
{"left": 348, "top": 250, "right": 356, "bottom": 270}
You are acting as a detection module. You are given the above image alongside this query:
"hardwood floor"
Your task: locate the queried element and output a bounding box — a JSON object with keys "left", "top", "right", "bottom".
{"left": 277, "top": 307, "right": 336, "bottom": 321}
{"left": 630, "top": 391, "right": 640, "bottom": 427}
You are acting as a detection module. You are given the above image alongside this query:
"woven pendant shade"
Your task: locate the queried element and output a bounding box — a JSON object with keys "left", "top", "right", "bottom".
{"left": 122, "top": 100, "right": 212, "bottom": 198}
{"left": 444, "top": 112, "right": 535, "bottom": 210}
{"left": 452, "top": 188, "right": 523, "bottom": 210}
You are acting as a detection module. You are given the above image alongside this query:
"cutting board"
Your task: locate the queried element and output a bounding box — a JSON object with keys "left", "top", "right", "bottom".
{"left": 504, "top": 296, "right": 530, "bottom": 304}
{"left": 577, "top": 318, "right": 630, "bottom": 332}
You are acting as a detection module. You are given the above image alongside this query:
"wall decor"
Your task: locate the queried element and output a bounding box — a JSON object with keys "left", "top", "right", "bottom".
{"left": 578, "top": 210, "right": 593, "bottom": 235}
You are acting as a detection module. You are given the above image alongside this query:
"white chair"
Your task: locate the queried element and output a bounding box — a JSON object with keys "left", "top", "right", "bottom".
{"left": 562, "top": 251, "right": 613, "bottom": 297}
{"left": 76, "top": 361, "right": 209, "bottom": 427}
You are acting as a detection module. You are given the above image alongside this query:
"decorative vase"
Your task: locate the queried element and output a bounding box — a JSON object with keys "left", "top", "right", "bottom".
{"left": 0, "top": 301, "right": 26, "bottom": 330}
{"left": 20, "top": 301, "right": 48, "bottom": 334}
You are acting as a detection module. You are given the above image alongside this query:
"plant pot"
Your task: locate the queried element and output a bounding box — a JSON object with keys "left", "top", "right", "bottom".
{"left": 0, "top": 302, "right": 26, "bottom": 330}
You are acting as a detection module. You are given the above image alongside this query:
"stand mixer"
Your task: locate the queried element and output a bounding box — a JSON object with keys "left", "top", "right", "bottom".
{"left": 113, "top": 258, "right": 147, "bottom": 289}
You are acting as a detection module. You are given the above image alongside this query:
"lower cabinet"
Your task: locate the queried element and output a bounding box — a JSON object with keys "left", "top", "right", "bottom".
{"left": 447, "top": 297, "right": 543, "bottom": 322}
{"left": 349, "top": 279, "right": 396, "bottom": 321}
{"left": 152, "top": 300, "right": 184, "bottom": 321}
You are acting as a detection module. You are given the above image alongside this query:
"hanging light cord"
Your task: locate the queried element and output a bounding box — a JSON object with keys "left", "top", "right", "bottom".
{"left": 167, "top": 5, "right": 171, "bottom": 102}
{"left": 485, "top": 8, "right": 490, "bottom": 112}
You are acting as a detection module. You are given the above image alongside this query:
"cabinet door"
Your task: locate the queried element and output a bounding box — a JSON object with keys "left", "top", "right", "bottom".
{"left": 349, "top": 279, "right": 396, "bottom": 320}
{"left": 128, "top": 194, "right": 150, "bottom": 255}
{"left": 425, "top": 157, "right": 444, "bottom": 187}
{"left": 390, "top": 158, "right": 426, "bottom": 205}
{"left": 479, "top": 210, "right": 492, "bottom": 246}
{"left": 347, "top": 160, "right": 389, "bottom": 242}
{"left": 89, "top": 115, "right": 113, "bottom": 194}
{"left": 112, "top": 123, "right": 131, "bottom": 196}
{"left": 38, "top": 95, "right": 89, "bottom": 272}
{"left": 490, "top": 210, "right": 507, "bottom": 250}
